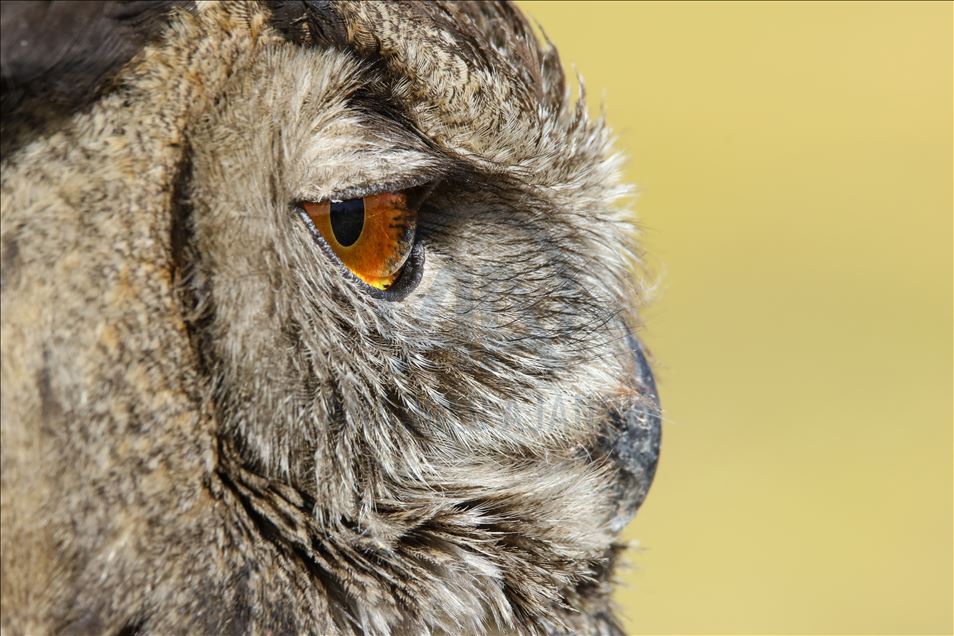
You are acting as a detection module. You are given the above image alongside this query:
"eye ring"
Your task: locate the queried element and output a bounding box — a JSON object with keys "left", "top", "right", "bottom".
{"left": 295, "top": 205, "right": 425, "bottom": 302}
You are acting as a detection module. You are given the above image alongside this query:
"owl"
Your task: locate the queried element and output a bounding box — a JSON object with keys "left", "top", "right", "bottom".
{"left": 0, "top": 1, "right": 660, "bottom": 634}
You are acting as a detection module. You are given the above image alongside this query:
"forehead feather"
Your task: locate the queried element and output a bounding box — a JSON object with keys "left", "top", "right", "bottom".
{"left": 267, "top": 0, "right": 578, "bottom": 168}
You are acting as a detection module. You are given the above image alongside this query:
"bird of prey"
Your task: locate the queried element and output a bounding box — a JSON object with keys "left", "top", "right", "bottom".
{"left": 0, "top": 1, "right": 660, "bottom": 633}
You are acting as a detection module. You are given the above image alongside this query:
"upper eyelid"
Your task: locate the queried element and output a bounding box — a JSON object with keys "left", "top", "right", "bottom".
{"left": 292, "top": 143, "right": 448, "bottom": 204}
{"left": 292, "top": 116, "right": 475, "bottom": 206}
{"left": 313, "top": 174, "right": 438, "bottom": 204}
{"left": 296, "top": 155, "right": 468, "bottom": 207}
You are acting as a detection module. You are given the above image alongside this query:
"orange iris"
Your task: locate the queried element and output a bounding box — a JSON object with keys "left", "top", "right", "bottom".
{"left": 302, "top": 192, "right": 416, "bottom": 290}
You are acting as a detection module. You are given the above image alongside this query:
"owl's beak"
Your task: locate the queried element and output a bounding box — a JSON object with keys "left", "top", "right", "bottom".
{"left": 602, "top": 328, "right": 662, "bottom": 533}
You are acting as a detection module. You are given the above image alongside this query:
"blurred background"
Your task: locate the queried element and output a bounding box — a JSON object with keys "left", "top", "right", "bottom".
{"left": 517, "top": 2, "right": 953, "bottom": 634}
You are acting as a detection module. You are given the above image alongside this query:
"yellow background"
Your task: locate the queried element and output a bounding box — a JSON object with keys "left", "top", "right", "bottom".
{"left": 518, "top": 2, "right": 953, "bottom": 634}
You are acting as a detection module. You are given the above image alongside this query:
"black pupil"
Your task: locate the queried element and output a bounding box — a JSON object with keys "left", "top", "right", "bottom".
{"left": 329, "top": 198, "right": 365, "bottom": 247}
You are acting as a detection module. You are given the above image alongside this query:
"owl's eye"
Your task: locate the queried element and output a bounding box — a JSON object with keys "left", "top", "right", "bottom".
{"left": 301, "top": 192, "right": 417, "bottom": 290}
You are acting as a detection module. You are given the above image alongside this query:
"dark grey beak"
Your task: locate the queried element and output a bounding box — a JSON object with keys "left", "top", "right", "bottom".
{"left": 602, "top": 329, "right": 662, "bottom": 533}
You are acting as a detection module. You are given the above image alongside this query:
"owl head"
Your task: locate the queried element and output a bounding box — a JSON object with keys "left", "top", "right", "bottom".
{"left": 1, "top": 1, "right": 660, "bottom": 633}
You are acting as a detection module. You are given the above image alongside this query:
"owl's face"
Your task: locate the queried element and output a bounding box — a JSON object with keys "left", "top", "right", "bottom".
{"left": 1, "top": 2, "right": 659, "bottom": 633}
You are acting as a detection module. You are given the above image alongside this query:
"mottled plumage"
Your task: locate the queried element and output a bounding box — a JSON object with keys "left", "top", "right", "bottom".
{"left": 0, "top": 2, "right": 660, "bottom": 634}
